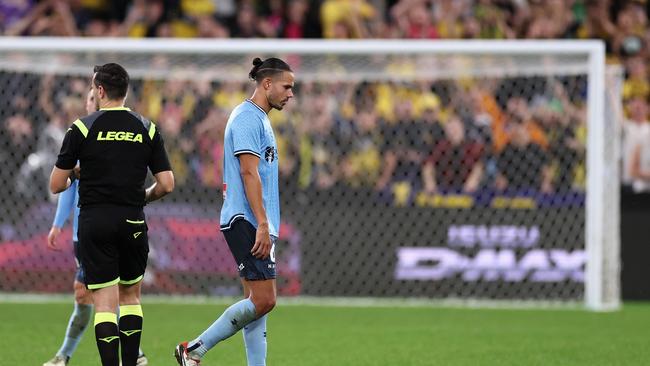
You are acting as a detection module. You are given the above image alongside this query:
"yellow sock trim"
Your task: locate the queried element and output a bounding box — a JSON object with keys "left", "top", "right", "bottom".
{"left": 94, "top": 312, "right": 117, "bottom": 326}
{"left": 120, "top": 304, "right": 143, "bottom": 318}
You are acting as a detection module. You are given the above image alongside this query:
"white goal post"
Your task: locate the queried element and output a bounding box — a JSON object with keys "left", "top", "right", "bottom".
{"left": 0, "top": 38, "right": 619, "bottom": 310}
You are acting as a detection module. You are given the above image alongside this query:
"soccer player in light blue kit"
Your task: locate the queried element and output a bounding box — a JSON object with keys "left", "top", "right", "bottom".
{"left": 44, "top": 89, "right": 148, "bottom": 366}
{"left": 43, "top": 176, "right": 89, "bottom": 366}
{"left": 175, "top": 57, "right": 294, "bottom": 366}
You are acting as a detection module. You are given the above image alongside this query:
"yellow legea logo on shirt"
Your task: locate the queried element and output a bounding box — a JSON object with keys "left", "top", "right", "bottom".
{"left": 97, "top": 131, "right": 143, "bottom": 143}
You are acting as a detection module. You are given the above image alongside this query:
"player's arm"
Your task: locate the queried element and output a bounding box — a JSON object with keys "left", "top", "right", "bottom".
{"left": 47, "top": 181, "right": 77, "bottom": 251}
{"left": 239, "top": 153, "right": 272, "bottom": 259}
{"left": 231, "top": 112, "right": 271, "bottom": 259}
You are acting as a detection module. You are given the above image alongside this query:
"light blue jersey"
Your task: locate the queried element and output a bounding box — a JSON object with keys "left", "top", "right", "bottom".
{"left": 53, "top": 179, "right": 80, "bottom": 241}
{"left": 220, "top": 100, "right": 280, "bottom": 237}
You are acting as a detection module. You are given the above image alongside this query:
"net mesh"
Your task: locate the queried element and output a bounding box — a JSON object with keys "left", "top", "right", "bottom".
{"left": 0, "top": 43, "right": 620, "bottom": 304}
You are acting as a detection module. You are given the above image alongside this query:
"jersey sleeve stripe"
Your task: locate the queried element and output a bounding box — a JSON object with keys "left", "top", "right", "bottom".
{"left": 73, "top": 119, "right": 89, "bottom": 138}
{"left": 148, "top": 122, "right": 156, "bottom": 140}
{"left": 234, "top": 149, "right": 261, "bottom": 158}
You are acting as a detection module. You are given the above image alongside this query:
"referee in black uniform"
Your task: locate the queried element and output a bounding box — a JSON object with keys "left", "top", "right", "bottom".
{"left": 49, "top": 63, "right": 174, "bottom": 366}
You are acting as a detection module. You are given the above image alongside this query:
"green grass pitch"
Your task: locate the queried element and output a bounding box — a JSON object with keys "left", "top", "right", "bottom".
{"left": 3, "top": 300, "right": 649, "bottom": 365}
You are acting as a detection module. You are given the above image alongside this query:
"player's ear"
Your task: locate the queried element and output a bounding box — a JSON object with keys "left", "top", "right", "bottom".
{"left": 263, "top": 77, "right": 272, "bottom": 90}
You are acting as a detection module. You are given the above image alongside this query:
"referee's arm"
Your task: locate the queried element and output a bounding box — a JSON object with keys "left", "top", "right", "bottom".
{"left": 145, "top": 125, "right": 174, "bottom": 203}
{"left": 144, "top": 170, "right": 174, "bottom": 203}
{"left": 49, "top": 166, "right": 74, "bottom": 194}
{"left": 51, "top": 121, "right": 83, "bottom": 194}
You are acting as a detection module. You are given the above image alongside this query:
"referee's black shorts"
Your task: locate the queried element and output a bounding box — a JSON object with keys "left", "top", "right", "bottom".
{"left": 78, "top": 205, "right": 149, "bottom": 290}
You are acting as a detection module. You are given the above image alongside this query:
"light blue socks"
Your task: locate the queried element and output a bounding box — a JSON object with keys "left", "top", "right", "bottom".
{"left": 243, "top": 314, "right": 268, "bottom": 366}
{"left": 57, "top": 303, "right": 93, "bottom": 358}
{"left": 188, "top": 298, "right": 257, "bottom": 359}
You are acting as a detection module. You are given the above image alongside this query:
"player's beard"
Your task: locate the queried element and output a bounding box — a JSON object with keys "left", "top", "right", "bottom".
{"left": 270, "top": 93, "right": 291, "bottom": 111}
{"left": 268, "top": 95, "right": 284, "bottom": 111}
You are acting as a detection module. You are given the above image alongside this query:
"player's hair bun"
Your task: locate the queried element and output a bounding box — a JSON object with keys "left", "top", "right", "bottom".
{"left": 249, "top": 58, "right": 264, "bottom": 80}
{"left": 248, "top": 57, "right": 292, "bottom": 82}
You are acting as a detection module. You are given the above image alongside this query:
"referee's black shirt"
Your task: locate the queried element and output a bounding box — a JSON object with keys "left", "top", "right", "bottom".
{"left": 55, "top": 107, "right": 171, "bottom": 207}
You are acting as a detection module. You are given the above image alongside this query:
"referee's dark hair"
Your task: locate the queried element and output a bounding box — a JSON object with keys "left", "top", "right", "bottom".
{"left": 93, "top": 63, "right": 129, "bottom": 100}
{"left": 248, "top": 57, "right": 292, "bottom": 83}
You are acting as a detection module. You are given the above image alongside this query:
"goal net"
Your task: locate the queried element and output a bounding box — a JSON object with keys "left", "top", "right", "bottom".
{"left": 0, "top": 38, "right": 620, "bottom": 310}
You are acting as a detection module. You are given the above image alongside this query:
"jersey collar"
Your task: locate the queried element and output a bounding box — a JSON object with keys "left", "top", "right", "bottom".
{"left": 245, "top": 99, "right": 267, "bottom": 115}
{"left": 100, "top": 107, "right": 131, "bottom": 111}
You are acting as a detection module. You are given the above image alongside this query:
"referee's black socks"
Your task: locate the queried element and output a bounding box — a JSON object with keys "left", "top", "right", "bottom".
{"left": 94, "top": 312, "right": 119, "bottom": 366}
{"left": 119, "top": 304, "right": 143, "bottom": 366}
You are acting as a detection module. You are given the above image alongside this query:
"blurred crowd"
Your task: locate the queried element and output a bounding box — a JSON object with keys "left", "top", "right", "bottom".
{"left": 0, "top": 70, "right": 591, "bottom": 206}
{"left": 1, "top": 0, "right": 649, "bottom": 47}
{"left": 0, "top": 0, "right": 649, "bottom": 209}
